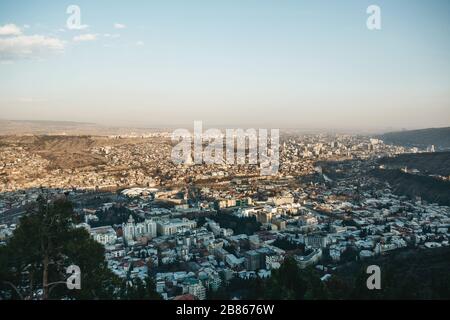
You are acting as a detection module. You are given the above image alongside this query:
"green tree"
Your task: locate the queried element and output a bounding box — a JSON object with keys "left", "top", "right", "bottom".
{"left": 265, "top": 257, "right": 308, "bottom": 299}
{"left": 0, "top": 196, "right": 159, "bottom": 300}
{"left": 118, "top": 277, "right": 162, "bottom": 300}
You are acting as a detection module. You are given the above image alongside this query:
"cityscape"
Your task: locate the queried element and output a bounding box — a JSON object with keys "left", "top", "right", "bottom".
{"left": 0, "top": 0, "right": 450, "bottom": 307}
{"left": 1, "top": 128, "right": 449, "bottom": 301}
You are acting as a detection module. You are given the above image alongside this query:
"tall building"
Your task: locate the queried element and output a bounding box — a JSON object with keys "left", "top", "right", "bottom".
{"left": 123, "top": 215, "right": 136, "bottom": 240}
{"left": 244, "top": 250, "right": 262, "bottom": 271}
{"left": 122, "top": 215, "right": 157, "bottom": 241}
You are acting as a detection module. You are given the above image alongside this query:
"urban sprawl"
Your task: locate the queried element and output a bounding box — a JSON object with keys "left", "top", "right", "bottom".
{"left": 0, "top": 133, "right": 449, "bottom": 300}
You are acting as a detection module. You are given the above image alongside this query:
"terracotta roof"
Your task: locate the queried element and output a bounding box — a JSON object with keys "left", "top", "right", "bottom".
{"left": 173, "top": 294, "right": 197, "bottom": 301}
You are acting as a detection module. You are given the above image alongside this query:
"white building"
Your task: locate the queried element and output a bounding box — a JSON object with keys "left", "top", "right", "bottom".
{"left": 187, "top": 282, "right": 206, "bottom": 300}
{"left": 122, "top": 215, "right": 157, "bottom": 241}
{"left": 295, "top": 249, "right": 322, "bottom": 269}
{"left": 156, "top": 218, "right": 197, "bottom": 236}
{"left": 329, "top": 248, "right": 341, "bottom": 262}
{"left": 90, "top": 226, "right": 117, "bottom": 245}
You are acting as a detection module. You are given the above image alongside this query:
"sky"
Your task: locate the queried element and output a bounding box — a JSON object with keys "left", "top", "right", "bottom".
{"left": 0, "top": 0, "right": 449, "bottom": 132}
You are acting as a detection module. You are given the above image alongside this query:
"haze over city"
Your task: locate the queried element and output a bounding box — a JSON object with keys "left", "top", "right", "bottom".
{"left": 0, "top": 0, "right": 449, "bottom": 131}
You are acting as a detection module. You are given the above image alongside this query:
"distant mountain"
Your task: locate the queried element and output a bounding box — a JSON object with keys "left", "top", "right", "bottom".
{"left": 0, "top": 119, "right": 162, "bottom": 136}
{"left": 6, "top": 119, "right": 95, "bottom": 126}
{"left": 378, "top": 127, "right": 450, "bottom": 150}
{"left": 0, "top": 119, "right": 98, "bottom": 135}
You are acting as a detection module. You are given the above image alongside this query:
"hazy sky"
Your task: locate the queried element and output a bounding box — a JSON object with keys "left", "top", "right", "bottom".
{"left": 0, "top": 0, "right": 449, "bottom": 131}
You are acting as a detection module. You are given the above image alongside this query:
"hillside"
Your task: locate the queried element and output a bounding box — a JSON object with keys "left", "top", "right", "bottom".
{"left": 379, "top": 127, "right": 450, "bottom": 150}
{"left": 333, "top": 247, "right": 450, "bottom": 300}
{"left": 378, "top": 152, "right": 450, "bottom": 177}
